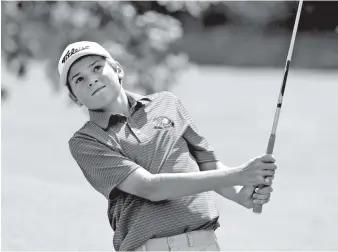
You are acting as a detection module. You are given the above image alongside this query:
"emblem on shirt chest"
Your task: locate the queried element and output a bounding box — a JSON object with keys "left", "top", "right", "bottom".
{"left": 153, "top": 116, "right": 174, "bottom": 129}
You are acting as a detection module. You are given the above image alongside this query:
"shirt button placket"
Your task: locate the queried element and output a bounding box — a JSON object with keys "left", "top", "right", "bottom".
{"left": 129, "top": 120, "right": 141, "bottom": 142}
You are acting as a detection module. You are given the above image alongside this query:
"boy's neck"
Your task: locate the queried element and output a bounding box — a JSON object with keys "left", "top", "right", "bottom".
{"left": 102, "top": 88, "right": 130, "bottom": 117}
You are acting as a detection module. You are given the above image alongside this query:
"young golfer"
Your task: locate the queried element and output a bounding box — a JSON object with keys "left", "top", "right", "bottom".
{"left": 59, "top": 41, "right": 277, "bottom": 251}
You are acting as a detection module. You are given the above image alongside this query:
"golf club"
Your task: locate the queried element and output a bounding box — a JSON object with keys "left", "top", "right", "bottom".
{"left": 253, "top": 0, "right": 304, "bottom": 214}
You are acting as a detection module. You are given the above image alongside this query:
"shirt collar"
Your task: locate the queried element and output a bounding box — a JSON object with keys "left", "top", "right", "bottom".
{"left": 89, "top": 90, "right": 152, "bottom": 129}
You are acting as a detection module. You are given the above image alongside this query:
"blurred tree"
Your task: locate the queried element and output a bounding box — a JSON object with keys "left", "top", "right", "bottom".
{"left": 2, "top": 1, "right": 337, "bottom": 103}
{"left": 134, "top": 1, "right": 292, "bottom": 30}
{"left": 1, "top": 1, "right": 188, "bottom": 102}
{"left": 136, "top": 1, "right": 338, "bottom": 32}
{"left": 285, "top": 1, "right": 338, "bottom": 32}
{"left": 222, "top": 1, "right": 291, "bottom": 28}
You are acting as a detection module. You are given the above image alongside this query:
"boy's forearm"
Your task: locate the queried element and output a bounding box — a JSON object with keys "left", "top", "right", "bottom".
{"left": 199, "top": 161, "right": 241, "bottom": 203}
{"left": 149, "top": 167, "right": 240, "bottom": 201}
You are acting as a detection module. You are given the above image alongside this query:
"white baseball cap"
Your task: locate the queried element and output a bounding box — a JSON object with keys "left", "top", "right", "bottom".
{"left": 58, "top": 41, "right": 114, "bottom": 87}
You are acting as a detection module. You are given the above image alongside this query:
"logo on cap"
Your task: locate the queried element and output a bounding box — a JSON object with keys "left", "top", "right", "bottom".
{"left": 62, "top": 45, "right": 90, "bottom": 64}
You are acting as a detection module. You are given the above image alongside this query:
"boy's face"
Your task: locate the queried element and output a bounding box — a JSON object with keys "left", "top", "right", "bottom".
{"left": 67, "top": 55, "right": 121, "bottom": 110}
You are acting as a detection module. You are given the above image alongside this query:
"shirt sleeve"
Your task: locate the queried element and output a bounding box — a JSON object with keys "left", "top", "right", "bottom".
{"left": 69, "top": 134, "right": 142, "bottom": 200}
{"left": 176, "top": 96, "right": 219, "bottom": 164}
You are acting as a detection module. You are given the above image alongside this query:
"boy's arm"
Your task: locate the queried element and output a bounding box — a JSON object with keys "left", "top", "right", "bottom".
{"left": 199, "top": 161, "right": 241, "bottom": 203}
{"left": 69, "top": 134, "right": 273, "bottom": 203}
{"left": 119, "top": 158, "right": 274, "bottom": 202}
{"left": 119, "top": 165, "right": 240, "bottom": 202}
{"left": 69, "top": 133, "right": 242, "bottom": 202}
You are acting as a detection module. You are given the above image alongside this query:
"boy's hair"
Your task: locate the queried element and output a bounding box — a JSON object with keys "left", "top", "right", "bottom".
{"left": 66, "top": 55, "right": 124, "bottom": 105}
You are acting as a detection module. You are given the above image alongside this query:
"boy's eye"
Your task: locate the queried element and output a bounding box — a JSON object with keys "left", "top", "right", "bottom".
{"left": 75, "top": 77, "right": 84, "bottom": 84}
{"left": 94, "top": 65, "right": 102, "bottom": 72}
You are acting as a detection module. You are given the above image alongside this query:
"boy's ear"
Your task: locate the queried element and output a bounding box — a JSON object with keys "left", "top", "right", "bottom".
{"left": 115, "top": 61, "right": 124, "bottom": 85}
{"left": 69, "top": 92, "right": 83, "bottom": 107}
{"left": 107, "top": 58, "right": 124, "bottom": 85}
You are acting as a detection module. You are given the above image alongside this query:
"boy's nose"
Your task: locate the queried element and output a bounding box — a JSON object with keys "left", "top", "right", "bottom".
{"left": 89, "top": 79, "right": 98, "bottom": 87}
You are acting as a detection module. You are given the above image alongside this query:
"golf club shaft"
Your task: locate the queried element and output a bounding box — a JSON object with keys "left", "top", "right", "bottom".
{"left": 253, "top": 0, "right": 303, "bottom": 214}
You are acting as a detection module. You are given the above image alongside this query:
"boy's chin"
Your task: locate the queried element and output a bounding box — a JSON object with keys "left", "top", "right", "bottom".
{"left": 85, "top": 102, "right": 105, "bottom": 111}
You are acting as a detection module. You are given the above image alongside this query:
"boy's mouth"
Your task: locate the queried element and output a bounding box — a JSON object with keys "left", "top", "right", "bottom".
{"left": 92, "top": 86, "right": 106, "bottom": 96}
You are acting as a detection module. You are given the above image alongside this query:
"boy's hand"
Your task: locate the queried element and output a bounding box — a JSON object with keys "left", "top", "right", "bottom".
{"left": 236, "top": 185, "right": 273, "bottom": 209}
{"left": 236, "top": 154, "right": 277, "bottom": 186}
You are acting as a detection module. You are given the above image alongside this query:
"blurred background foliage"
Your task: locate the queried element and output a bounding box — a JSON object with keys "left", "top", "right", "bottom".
{"left": 2, "top": 1, "right": 338, "bottom": 102}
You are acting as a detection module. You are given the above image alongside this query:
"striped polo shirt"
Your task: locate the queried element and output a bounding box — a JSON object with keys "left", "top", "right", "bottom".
{"left": 69, "top": 91, "right": 220, "bottom": 251}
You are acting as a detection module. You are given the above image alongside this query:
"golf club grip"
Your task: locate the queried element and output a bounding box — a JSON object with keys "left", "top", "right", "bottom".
{"left": 266, "top": 134, "right": 276, "bottom": 155}
{"left": 253, "top": 135, "right": 276, "bottom": 213}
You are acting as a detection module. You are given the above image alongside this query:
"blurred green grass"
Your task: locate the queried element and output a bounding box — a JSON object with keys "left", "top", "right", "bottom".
{"left": 2, "top": 63, "right": 338, "bottom": 250}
